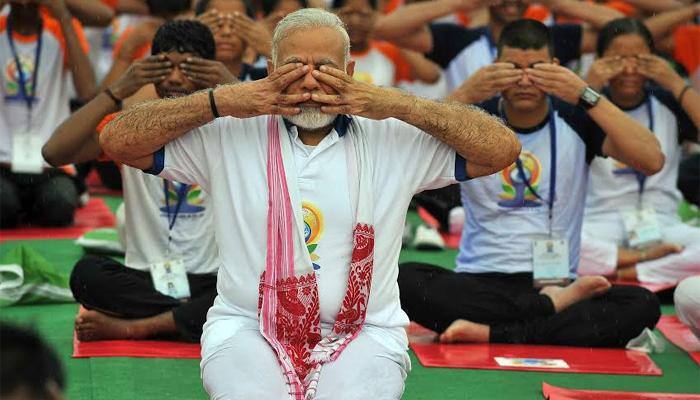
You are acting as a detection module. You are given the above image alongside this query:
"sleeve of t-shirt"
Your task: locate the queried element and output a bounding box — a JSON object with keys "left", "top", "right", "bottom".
{"left": 651, "top": 84, "right": 698, "bottom": 144}
{"left": 426, "top": 23, "right": 481, "bottom": 69}
{"left": 44, "top": 16, "right": 90, "bottom": 67}
{"left": 555, "top": 99, "right": 606, "bottom": 163}
{"left": 369, "top": 118, "right": 468, "bottom": 194}
{"left": 551, "top": 24, "right": 582, "bottom": 66}
{"left": 145, "top": 119, "right": 225, "bottom": 190}
{"left": 374, "top": 41, "right": 413, "bottom": 83}
{"left": 96, "top": 113, "right": 119, "bottom": 162}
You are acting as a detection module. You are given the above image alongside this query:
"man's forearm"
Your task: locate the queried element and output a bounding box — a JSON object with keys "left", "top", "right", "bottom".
{"left": 548, "top": 0, "right": 623, "bottom": 29}
{"left": 101, "top": 90, "right": 214, "bottom": 163}
{"left": 57, "top": 13, "right": 97, "bottom": 101}
{"left": 591, "top": 98, "right": 664, "bottom": 175}
{"left": 644, "top": 6, "right": 698, "bottom": 40}
{"left": 393, "top": 93, "right": 520, "bottom": 174}
{"left": 374, "top": 0, "right": 460, "bottom": 42}
{"left": 66, "top": 0, "right": 114, "bottom": 27}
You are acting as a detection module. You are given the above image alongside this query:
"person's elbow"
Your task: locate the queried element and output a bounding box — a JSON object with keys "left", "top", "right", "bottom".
{"left": 41, "top": 141, "right": 63, "bottom": 168}
{"left": 99, "top": 121, "right": 126, "bottom": 162}
{"left": 496, "top": 128, "right": 521, "bottom": 170}
{"left": 641, "top": 150, "right": 665, "bottom": 176}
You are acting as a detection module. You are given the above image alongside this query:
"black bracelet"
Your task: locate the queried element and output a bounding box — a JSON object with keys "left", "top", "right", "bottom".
{"left": 677, "top": 84, "right": 691, "bottom": 105}
{"left": 209, "top": 88, "right": 220, "bottom": 118}
{"left": 104, "top": 88, "right": 122, "bottom": 109}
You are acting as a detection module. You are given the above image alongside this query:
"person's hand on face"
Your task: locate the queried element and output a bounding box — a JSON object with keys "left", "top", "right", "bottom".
{"left": 109, "top": 55, "right": 173, "bottom": 100}
{"left": 525, "top": 63, "right": 588, "bottom": 105}
{"left": 197, "top": 9, "right": 222, "bottom": 31}
{"left": 586, "top": 56, "right": 626, "bottom": 91}
{"left": 180, "top": 56, "right": 238, "bottom": 88}
{"left": 219, "top": 63, "right": 311, "bottom": 118}
{"left": 309, "top": 65, "right": 394, "bottom": 120}
{"left": 232, "top": 12, "right": 273, "bottom": 57}
{"left": 452, "top": 62, "right": 523, "bottom": 104}
{"left": 637, "top": 54, "right": 685, "bottom": 95}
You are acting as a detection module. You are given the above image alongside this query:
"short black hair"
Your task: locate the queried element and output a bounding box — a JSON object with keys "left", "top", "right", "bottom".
{"left": 261, "top": 0, "right": 308, "bottom": 16}
{"left": 596, "top": 18, "right": 654, "bottom": 57}
{"left": 1, "top": 323, "right": 65, "bottom": 398}
{"left": 332, "top": 0, "right": 378, "bottom": 10}
{"left": 146, "top": 0, "right": 192, "bottom": 18}
{"left": 195, "top": 0, "right": 257, "bottom": 18}
{"left": 152, "top": 20, "right": 217, "bottom": 60}
{"left": 497, "top": 19, "right": 554, "bottom": 58}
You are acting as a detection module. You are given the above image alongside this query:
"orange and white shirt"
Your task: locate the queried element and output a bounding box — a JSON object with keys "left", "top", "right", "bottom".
{"left": 0, "top": 14, "right": 89, "bottom": 165}
{"left": 673, "top": 25, "right": 700, "bottom": 91}
{"left": 85, "top": 13, "right": 149, "bottom": 81}
{"left": 351, "top": 41, "right": 412, "bottom": 87}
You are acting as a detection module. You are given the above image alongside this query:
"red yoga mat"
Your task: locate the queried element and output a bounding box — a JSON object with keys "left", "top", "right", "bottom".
{"left": 73, "top": 335, "right": 201, "bottom": 359}
{"left": 610, "top": 279, "right": 677, "bottom": 293}
{"left": 416, "top": 207, "right": 461, "bottom": 249}
{"left": 657, "top": 315, "right": 700, "bottom": 365}
{"left": 407, "top": 323, "right": 662, "bottom": 375}
{"left": 0, "top": 198, "right": 116, "bottom": 242}
{"left": 542, "top": 382, "right": 700, "bottom": 400}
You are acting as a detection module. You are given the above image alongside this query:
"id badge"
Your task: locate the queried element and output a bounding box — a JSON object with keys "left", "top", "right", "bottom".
{"left": 149, "top": 259, "right": 190, "bottom": 299}
{"left": 532, "top": 238, "right": 570, "bottom": 287}
{"left": 11, "top": 133, "right": 44, "bottom": 174}
{"left": 622, "top": 207, "right": 662, "bottom": 249}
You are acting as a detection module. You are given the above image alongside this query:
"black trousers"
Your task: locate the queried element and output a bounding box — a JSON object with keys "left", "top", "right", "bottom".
{"left": 70, "top": 255, "right": 217, "bottom": 342}
{"left": 398, "top": 262, "right": 661, "bottom": 347}
{"left": 0, "top": 166, "right": 78, "bottom": 228}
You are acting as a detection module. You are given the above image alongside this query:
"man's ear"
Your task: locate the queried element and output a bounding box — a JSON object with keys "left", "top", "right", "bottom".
{"left": 267, "top": 59, "right": 274, "bottom": 75}
{"left": 346, "top": 60, "right": 355, "bottom": 77}
{"left": 553, "top": 57, "right": 560, "bottom": 65}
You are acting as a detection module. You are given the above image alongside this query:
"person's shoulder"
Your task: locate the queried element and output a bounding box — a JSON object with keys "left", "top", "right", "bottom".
{"left": 244, "top": 65, "right": 268, "bottom": 81}
{"left": 648, "top": 83, "right": 680, "bottom": 112}
{"left": 474, "top": 96, "right": 500, "bottom": 115}
{"left": 430, "top": 23, "right": 485, "bottom": 44}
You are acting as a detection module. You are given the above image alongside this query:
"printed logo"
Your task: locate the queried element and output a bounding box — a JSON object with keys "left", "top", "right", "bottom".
{"left": 160, "top": 182, "right": 205, "bottom": 214}
{"left": 302, "top": 201, "right": 324, "bottom": 270}
{"left": 498, "top": 151, "right": 543, "bottom": 208}
{"left": 353, "top": 71, "right": 374, "bottom": 84}
{"left": 4, "top": 55, "right": 38, "bottom": 102}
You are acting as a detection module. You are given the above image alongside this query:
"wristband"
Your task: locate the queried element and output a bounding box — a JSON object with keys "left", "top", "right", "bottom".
{"left": 104, "top": 88, "right": 122, "bottom": 109}
{"left": 209, "top": 88, "right": 220, "bottom": 118}
{"left": 677, "top": 84, "right": 691, "bottom": 105}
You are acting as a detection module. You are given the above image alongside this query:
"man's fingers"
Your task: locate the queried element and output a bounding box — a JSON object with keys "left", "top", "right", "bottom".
{"left": 491, "top": 68, "right": 523, "bottom": 80}
{"left": 319, "top": 65, "right": 353, "bottom": 83}
{"left": 276, "top": 92, "right": 312, "bottom": 105}
{"left": 269, "top": 63, "right": 304, "bottom": 81}
{"left": 270, "top": 105, "right": 302, "bottom": 115}
{"left": 320, "top": 105, "right": 352, "bottom": 115}
{"left": 310, "top": 93, "right": 344, "bottom": 105}
{"left": 311, "top": 70, "right": 347, "bottom": 91}
{"left": 271, "top": 65, "right": 309, "bottom": 89}
{"left": 181, "top": 63, "right": 216, "bottom": 74}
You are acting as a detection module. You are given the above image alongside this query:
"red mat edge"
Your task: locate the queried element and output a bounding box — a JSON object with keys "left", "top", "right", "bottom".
{"left": 72, "top": 334, "right": 201, "bottom": 359}
{"left": 542, "top": 382, "right": 700, "bottom": 399}
{"left": 657, "top": 315, "right": 700, "bottom": 365}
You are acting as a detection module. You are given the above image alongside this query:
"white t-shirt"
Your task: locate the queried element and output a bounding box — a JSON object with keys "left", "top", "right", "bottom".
{"left": 351, "top": 41, "right": 410, "bottom": 87}
{"left": 149, "top": 115, "right": 465, "bottom": 357}
{"left": 456, "top": 97, "right": 606, "bottom": 276}
{"left": 585, "top": 86, "right": 697, "bottom": 219}
{"left": 84, "top": 14, "right": 148, "bottom": 82}
{"left": 0, "top": 14, "right": 89, "bottom": 165}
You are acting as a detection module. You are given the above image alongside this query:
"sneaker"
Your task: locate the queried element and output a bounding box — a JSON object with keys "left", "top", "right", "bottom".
{"left": 413, "top": 225, "right": 445, "bottom": 251}
{"left": 448, "top": 206, "right": 465, "bottom": 235}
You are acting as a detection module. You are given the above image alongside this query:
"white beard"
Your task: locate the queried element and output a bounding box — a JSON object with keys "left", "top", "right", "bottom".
{"left": 285, "top": 106, "right": 337, "bottom": 130}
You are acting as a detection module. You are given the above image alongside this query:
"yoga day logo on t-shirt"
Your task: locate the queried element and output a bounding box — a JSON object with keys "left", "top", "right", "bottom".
{"left": 160, "top": 182, "right": 205, "bottom": 214}
{"left": 354, "top": 71, "right": 374, "bottom": 85}
{"left": 498, "top": 151, "right": 543, "bottom": 208}
{"left": 302, "top": 201, "right": 324, "bottom": 270}
{"left": 4, "top": 55, "right": 38, "bottom": 102}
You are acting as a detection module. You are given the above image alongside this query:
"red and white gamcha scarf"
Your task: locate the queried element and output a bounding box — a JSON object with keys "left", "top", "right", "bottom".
{"left": 259, "top": 115, "right": 375, "bottom": 399}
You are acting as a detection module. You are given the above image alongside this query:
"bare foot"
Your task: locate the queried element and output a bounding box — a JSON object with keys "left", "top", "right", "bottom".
{"left": 540, "top": 276, "right": 611, "bottom": 313}
{"left": 439, "top": 319, "right": 490, "bottom": 343}
{"left": 75, "top": 310, "right": 145, "bottom": 341}
{"left": 616, "top": 266, "right": 638, "bottom": 281}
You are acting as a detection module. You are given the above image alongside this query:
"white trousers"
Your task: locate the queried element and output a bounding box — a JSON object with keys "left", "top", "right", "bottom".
{"left": 675, "top": 276, "right": 700, "bottom": 339}
{"left": 201, "top": 327, "right": 409, "bottom": 400}
{"left": 579, "top": 212, "right": 700, "bottom": 283}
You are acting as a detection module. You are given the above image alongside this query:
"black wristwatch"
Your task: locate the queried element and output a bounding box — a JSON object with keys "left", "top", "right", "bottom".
{"left": 578, "top": 86, "right": 601, "bottom": 110}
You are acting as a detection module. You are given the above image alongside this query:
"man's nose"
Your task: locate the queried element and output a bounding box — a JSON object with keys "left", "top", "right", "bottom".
{"left": 299, "top": 62, "right": 321, "bottom": 91}
{"left": 518, "top": 70, "right": 532, "bottom": 86}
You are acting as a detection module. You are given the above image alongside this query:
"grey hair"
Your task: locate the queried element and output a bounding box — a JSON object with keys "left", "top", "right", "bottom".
{"left": 271, "top": 8, "right": 351, "bottom": 66}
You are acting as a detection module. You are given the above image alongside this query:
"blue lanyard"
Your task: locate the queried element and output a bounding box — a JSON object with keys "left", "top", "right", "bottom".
{"left": 163, "top": 180, "right": 189, "bottom": 232}
{"left": 502, "top": 99, "right": 557, "bottom": 236}
{"left": 633, "top": 97, "right": 654, "bottom": 203}
{"left": 7, "top": 17, "right": 43, "bottom": 112}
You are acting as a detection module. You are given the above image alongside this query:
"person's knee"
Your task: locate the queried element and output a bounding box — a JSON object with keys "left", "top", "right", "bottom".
{"left": 33, "top": 176, "right": 78, "bottom": 227}
{"left": 620, "top": 287, "right": 661, "bottom": 332}
{"left": 70, "top": 256, "right": 110, "bottom": 302}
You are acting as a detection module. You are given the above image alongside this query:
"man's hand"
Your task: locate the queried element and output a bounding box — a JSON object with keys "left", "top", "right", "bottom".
{"left": 526, "top": 63, "right": 588, "bottom": 105}
{"left": 196, "top": 9, "right": 221, "bottom": 29}
{"left": 233, "top": 12, "right": 273, "bottom": 57}
{"left": 217, "top": 63, "right": 311, "bottom": 118}
{"left": 310, "top": 66, "right": 392, "bottom": 120}
{"left": 448, "top": 63, "right": 523, "bottom": 104}
{"left": 181, "top": 57, "right": 238, "bottom": 88}
{"left": 586, "top": 56, "right": 626, "bottom": 91}
{"left": 637, "top": 54, "right": 686, "bottom": 96}
{"left": 109, "top": 55, "right": 172, "bottom": 100}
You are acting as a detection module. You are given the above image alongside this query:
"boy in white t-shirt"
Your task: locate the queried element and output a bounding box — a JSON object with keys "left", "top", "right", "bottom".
{"left": 0, "top": 0, "right": 95, "bottom": 228}
{"left": 43, "top": 20, "right": 237, "bottom": 343}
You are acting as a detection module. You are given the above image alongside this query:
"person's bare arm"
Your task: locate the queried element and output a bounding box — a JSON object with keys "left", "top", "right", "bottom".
{"left": 311, "top": 66, "right": 521, "bottom": 178}
{"left": 527, "top": 63, "right": 664, "bottom": 175}
{"left": 540, "top": 0, "right": 624, "bottom": 30}
{"left": 100, "top": 64, "right": 311, "bottom": 170}
{"left": 644, "top": 3, "right": 700, "bottom": 42}
{"left": 43, "top": 0, "right": 97, "bottom": 101}
{"left": 65, "top": 0, "right": 114, "bottom": 27}
{"left": 115, "top": 0, "right": 149, "bottom": 14}
{"left": 624, "top": 0, "right": 688, "bottom": 13}
{"left": 400, "top": 49, "right": 441, "bottom": 84}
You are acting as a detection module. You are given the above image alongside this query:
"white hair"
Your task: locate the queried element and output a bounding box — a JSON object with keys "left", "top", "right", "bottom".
{"left": 271, "top": 8, "right": 351, "bottom": 66}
